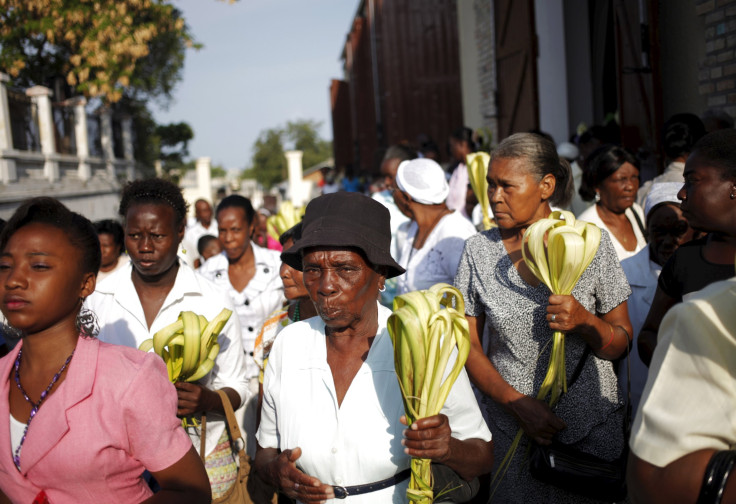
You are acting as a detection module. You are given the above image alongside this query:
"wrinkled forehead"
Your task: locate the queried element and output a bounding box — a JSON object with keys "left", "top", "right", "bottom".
{"left": 301, "top": 246, "right": 370, "bottom": 266}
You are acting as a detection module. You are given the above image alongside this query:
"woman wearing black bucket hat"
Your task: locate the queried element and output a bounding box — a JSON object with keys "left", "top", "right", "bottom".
{"left": 254, "top": 192, "right": 493, "bottom": 503}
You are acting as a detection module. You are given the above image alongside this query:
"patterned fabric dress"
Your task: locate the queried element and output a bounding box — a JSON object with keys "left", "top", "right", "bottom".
{"left": 454, "top": 227, "right": 631, "bottom": 504}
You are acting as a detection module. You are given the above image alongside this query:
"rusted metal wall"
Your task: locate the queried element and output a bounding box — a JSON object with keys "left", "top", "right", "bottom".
{"left": 330, "top": 79, "right": 353, "bottom": 169}
{"left": 334, "top": 0, "right": 464, "bottom": 175}
{"left": 376, "top": 0, "right": 463, "bottom": 163}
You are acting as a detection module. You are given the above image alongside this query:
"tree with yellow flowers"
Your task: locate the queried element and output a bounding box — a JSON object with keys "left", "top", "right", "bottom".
{"left": 0, "top": 0, "right": 198, "bottom": 105}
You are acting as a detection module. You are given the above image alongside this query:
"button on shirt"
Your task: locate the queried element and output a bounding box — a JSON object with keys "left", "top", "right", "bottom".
{"left": 198, "top": 246, "right": 285, "bottom": 379}
{"left": 258, "top": 303, "right": 492, "bottom": 503}
{"left": 86, "top": 263, "right": 249, "bottom": 457}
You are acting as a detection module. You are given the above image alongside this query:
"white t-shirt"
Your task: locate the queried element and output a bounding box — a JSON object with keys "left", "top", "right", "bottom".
{"left": 629, "top": 277, "right": 736, "bottom": 468}
{"left": 397, "top": 211, "right": 476, "bottom": 295}
{"left": 86, "top": 263, "right": 249, "bottom": 457}
{"left": 257, "top": 303, "right": 492, "bottom": 504}
{"left": 197, "top": 246, "right": 284, "bottom": 379}
{"left": 577, "top": 203, "right": 647, "bottom": 262}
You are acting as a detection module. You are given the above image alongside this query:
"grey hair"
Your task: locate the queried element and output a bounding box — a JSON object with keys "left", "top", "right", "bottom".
{"left": 491, "top": 132, "right": 574, "bottom": 208}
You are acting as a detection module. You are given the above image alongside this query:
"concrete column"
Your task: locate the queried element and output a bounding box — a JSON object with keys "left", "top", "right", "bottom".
{"left": 99, "top": 108, "right": 115, "bottom": 176}
{"left": 26, "top": 85, "right": 58, "bottom": 182}
{"left": 285, "top": 150, "right": 304, "bottom": 206}
{"left": 121, "top": 116, "right": 134, "bottom": 161}
{"left": 196, "top": 157, "right": 212, "bottom": 201}
{"left": 71, "top": 96, "right": 91, "bottom": 181}
{"left": 0, "top": 72, "right": 17, "bottom": 183}
{"left": 121, "top": 115, "right": 135, "bottom": 181}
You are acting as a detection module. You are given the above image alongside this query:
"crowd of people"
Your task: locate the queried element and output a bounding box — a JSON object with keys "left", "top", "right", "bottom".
{"left": 0, "top": 114, "right": 734, "bottom": 504}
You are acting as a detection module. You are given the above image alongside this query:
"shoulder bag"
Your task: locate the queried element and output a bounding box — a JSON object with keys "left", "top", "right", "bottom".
{"left": 201, "top": 390, "right": 253, "bottom": 504}
{"left": 528, "top": 341, "right": 631, "bottom": 502}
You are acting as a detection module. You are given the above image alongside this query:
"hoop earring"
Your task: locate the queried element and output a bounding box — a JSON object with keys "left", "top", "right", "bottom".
{"left": 379, "top": 285, "right": 386, "bottom": 293}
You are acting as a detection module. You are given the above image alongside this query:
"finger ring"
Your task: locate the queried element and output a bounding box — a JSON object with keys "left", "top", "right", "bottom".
{"left": 551, "top": 314, "right": 556, "bottom": 322}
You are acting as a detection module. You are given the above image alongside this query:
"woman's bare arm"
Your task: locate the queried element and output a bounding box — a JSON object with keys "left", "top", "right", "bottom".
{"left": 628, "top": 450, "right": 736, "bottom": 504}
{"left": 638, "top": 287, "right": 678, "bottom": 366}
{"left": 143, "top": 446, "right": 211, "bottom": 504}
{"left": 464, "top": 314, "right": 565, "bottom": 445}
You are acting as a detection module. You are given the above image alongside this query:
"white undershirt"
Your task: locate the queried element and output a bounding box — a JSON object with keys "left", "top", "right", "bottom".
{"left": 9, "top": 414, "right": 24, "bottom": 457}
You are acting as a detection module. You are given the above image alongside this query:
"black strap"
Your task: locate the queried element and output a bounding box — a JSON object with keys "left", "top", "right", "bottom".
{"left": 332, "top": 468, "right": 411, "bottom": 499}
{"left": 630, "top": 207, "right": 646, "bottom": 236}
{"left": 557, "top": 330, "right": 632, "bottom": 442}
{"left": 567, "top": 345, "right": 592, "bottom": 390}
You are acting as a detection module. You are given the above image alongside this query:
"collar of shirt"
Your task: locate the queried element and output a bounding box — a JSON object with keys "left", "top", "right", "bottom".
{"left": 95, "top": 261, "right": 206, "bottom": 333}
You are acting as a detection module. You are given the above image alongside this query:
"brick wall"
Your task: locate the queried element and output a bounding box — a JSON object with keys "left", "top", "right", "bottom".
{"left": 697, "top": 0, "right": 736, "bottom": 116}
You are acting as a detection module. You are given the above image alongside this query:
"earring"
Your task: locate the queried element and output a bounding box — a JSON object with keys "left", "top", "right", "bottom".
{"left": 379, "top": 285, "right": 386, "bottom": 293}
{"left": 76, "top": 308, "right": 99, "bottom": 338}
{"left": 731, "top": 193, "right": 735, "bottom": 199}
{"left": 594, "top": 192, "right": 601, "bottom": 203}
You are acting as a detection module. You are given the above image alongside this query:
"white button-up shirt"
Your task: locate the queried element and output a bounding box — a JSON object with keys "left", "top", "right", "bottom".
{"left": 198, "top": 245, "right": 284, "bottom": 379}
{"left": 258, "top": 304, "right": 492, "bottom": 503}
{"left": 86, "top": 263, "right": 249, "bottom": 457}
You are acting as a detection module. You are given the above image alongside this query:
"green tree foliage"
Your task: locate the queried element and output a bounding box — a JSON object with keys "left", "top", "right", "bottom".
{"left": 0, "top": 0, "right": 195, "bottom": 105}
{"left": 242, "top": 128, "right": 286, "bottom": 189}
{"left": 211, "top": 164, "right": 227, "bottom": 179}
{"left": 285, "top": 119, "right": 332, "bottom": 170}
{"left": 243, "top": 120, "right": 332, "bottom": 189}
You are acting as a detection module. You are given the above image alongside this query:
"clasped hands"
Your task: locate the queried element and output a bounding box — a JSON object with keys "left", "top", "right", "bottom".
{"left": 266, "top": 414, "right": 453, "bottom": 504}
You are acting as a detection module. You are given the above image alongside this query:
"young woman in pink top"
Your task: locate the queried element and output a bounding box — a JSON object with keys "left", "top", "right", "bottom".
{"left": 0, "top": 197, "right": 210, "bottom": 504}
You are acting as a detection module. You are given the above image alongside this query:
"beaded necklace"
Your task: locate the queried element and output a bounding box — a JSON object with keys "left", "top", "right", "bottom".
{"left": 291, "top": 300, "right": 301, "bottom": 322}
{"left": 13, "top": 348, "right": 75, "bottom": 470}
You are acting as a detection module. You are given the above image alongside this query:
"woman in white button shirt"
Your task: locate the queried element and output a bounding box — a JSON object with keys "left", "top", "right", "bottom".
{"left": 86, "top": 179, "right": 249, "bottom": 498}
{"left": 255, "top": 192, "right": 492, "bottom": 503}
{"left": 197, "top": 195, "right": 284, "bottom": 457}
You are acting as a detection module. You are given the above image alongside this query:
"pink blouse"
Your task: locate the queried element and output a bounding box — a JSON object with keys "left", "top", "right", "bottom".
{"left": 0, "top": 337, "right": 193, "bottom": 503}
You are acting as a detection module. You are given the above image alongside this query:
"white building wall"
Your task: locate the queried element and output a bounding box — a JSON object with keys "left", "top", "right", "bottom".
{"left": 535, "top": 0, "right": 570, "bottom": 144}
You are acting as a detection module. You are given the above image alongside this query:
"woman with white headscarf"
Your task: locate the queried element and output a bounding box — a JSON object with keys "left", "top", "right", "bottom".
{"left": 392, "top": 158, "right": 477, "bottom": 295}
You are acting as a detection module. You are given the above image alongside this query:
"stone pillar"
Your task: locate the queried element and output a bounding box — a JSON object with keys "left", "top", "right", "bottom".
{"left": 71, "top": 96, "right": 91, "bottom": 181}
{"left": 196, "top": 157, "right": 212, "bottom": 201}
{"left": 285, "top": 150, "right": 304, "bottom": 206}
{"left": 121, "top": 115, "right": 135, "bottom": 180}
{"left": 0, "top": 72, "right": 17, "bottom": 183}
{"left": 99, "top": 107, "right": 115, "bottom": 177}
{"left": 26, "top": 85, "right": 58, "bottom": 182}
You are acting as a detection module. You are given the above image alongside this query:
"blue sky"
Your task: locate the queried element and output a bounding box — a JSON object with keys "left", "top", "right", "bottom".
{"left": 153, "top": 0, "right": 358, "bottom": 171}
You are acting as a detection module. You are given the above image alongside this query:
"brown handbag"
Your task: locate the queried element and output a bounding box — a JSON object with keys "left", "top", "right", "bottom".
{"left": 200, "top": 390, "right": 253, "bottom": 504}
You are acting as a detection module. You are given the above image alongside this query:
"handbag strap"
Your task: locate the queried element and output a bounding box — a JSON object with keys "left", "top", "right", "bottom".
{"left": 199, "top": 390, "right": 246, "bottom": 462}
{"left": 630, "top": 207, "right": 646, "bottom": 237}
{"left": 554, "top": 330, "right": 632, "bottom": 442}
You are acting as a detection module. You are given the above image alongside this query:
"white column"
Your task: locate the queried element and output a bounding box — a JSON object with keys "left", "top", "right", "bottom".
{"left": 121, "top": 115, "right": 135, "bottom": 180}
{"left": 0, "top": 72, "right": 17, "bottom": 183}
{"left": 71, "top": 96, "right": 91, "bottom": 181}
{"left": 534, "top": 0, "right": 570, "bottom": 144}
{"left": 99, "top": 108, "right": 115, "bottom": 177}
{"left": 285, "top": 150, "right": 304, "bottom": 206}
{"left": 26, "top": 85, "right": 58, "bottom": 182}
{"left": 196, "top": 157, "right": 212, "bottom": 201}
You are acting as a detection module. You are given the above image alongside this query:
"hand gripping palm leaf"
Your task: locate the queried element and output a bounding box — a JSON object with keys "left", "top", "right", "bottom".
{"left": 491, "top": 211, "right": 601, "bottom": 496}
{"left": 387, "top": 283, "right": 471, "bottom": 504}
{"left": 139, "top": 309, "right": 232, "bottom": 428}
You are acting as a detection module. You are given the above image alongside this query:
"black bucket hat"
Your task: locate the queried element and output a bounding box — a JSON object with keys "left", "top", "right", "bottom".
{"left": 280, "top": 192, "right": 405, "bottom": 279}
